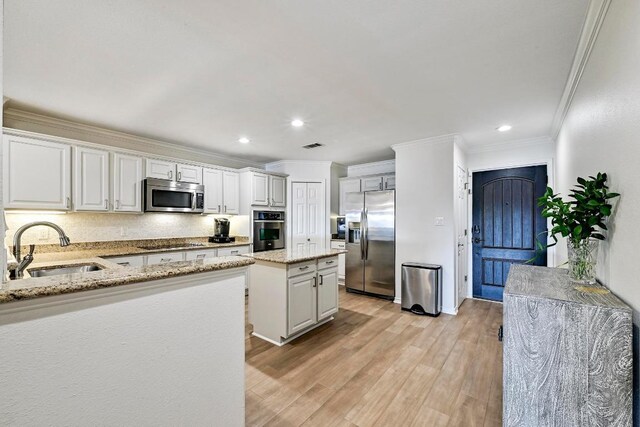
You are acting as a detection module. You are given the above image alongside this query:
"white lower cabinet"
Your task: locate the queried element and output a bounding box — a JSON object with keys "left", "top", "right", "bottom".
{"left": 146, "top": 251, "right": 186, "bottom": 265}
{"left": 217, "top": 246, "right": 249, "bottom": 256}
{"left": 185, "top": 248, "right": 218, "bottom": 261}
{"left": 107, "top": 255, "right": 145, "bottom": 267}
{"left": 330, "top": 240, "right": 346, "bottom": 281}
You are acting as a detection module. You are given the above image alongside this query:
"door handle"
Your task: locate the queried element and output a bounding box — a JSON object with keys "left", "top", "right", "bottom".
{"left": 105, "top": 199, "right": 109, "bottom": 209}
{"left": 319, "top": 275, "right": 323, "bottom": 285}
{"left": 473, "top": 237, "right": 483, "bottom": 244}
{"left": 313, "top": 276, "right": 317, "bottom": 288}
{"left": 364, "top": 208, "right": 369, "bottom": 260}
{"left": 218, "top": 204, "right": 221, "bottom": 212}
{"left": 169, "top": 170, "right": 173, "bottom": 180}
{"left": 196, "top": 254, "right": 206, "bottom": 260}
{"left": 66, "top": 197, "right": 71, "bottom": 209}
{"left": 160, "top": 258, "right": 172, "bottom": 263}
{"left": 178, "top": 171, "right": 182, "bottom": 181}
{"left": 115, "top": 199, "right": 120, "bottom": 209}
{"left": 224, "top": 205, "right": 227, "bottom": 213}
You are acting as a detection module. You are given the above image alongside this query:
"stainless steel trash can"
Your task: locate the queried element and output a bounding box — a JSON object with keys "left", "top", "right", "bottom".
{"left": 401, "top": 263, "right": 442, "bottom": 316}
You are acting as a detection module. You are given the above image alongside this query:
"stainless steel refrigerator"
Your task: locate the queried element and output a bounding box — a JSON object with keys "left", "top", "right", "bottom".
{"left": 345, "top": 190, "right": 395, "bottom": 299}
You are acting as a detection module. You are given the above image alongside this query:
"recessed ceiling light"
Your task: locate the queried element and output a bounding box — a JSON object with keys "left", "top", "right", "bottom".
{"left": 497, "top": 125, "right": 512, "bottom": 132}
{"left": 291, "top": 119, "right": 304, "bottom": 128}
{"left": 238, "top": 137, "right": 250, "bottom": 144}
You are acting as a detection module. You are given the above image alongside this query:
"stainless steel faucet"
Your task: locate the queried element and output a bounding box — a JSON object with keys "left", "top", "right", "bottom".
{"left": 10, "top": 221, "right": 71, "bottom": 279}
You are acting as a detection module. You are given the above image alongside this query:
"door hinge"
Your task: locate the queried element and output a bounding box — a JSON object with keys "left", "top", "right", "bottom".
{"left": 468, "top": 189, "right": 472, "bottom": 195}
{"left": 464, "top": 182, "right": 469, "bottom": 190}
{"left": 464, "top": 275, "right": 468, "bottom": 282}
{"left": 464, "top": 229, "right": 468, "bottom": 236}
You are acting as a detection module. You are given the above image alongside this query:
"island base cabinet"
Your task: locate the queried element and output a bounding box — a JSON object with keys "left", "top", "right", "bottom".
{"left": 249, "top": 257, "right": 340, "bottom": 346}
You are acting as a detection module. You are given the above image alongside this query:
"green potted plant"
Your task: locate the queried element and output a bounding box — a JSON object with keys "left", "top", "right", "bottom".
{"left": 538, "top": 172, "right": 620, "bottom": 284}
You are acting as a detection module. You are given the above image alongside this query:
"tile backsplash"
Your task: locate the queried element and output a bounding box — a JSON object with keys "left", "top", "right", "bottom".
{"left": 5, "top": 212, "right": 250, "bottom": 245}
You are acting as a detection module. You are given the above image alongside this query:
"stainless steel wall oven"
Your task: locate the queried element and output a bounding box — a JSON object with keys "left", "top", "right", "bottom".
{"left": 252, "top": 210, "right": 285, "bottom": 252}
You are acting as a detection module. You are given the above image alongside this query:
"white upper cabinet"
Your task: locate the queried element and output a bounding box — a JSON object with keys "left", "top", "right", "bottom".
{"left": 176, "top": 163, "right": 202, "bottom": 184}
{"left": 222, "top": 171, "right": 240, "bottom": 214}
{"left": 145, "top": 159, "right": 202, "bottom": 184}
{"left": 251, "top": 173, "right": 270, "bottom": 206}
{"left": 74, "top": 147, "right": 110, "bottom": 211}
{"left": 203, "top": 169, "right": 240, "bottom": 214}
{"left": 145, "top": 158, "right": 175, "bottom": 180}
{"left": 361, "top": 176, "right": 384, "bottom": 192}
{"left": 339, "top": 178, "right": 361, "bottom": 216}
{"left": 203, "top": 168, "right": 224, "bottom": 214}
{"left": 3, "top": 134, "right": 72, "bottom": 210}
{"left": 113, "top": 153, "right": 143, "bottom": 212}
{"left": 270, "top": 175, "right": 287, "bottom": 207}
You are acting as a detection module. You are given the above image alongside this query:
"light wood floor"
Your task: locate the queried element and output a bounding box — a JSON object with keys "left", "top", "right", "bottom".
{"left": 245, "top": 287, "right": 503, "bottom": 427}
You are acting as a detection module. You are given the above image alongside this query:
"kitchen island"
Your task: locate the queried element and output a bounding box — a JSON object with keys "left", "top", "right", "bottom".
{"left": 0, "top": 255, "right": 253, "bottom": 426}
{"left": 245, "top": 248, "right": 347, "bottom": 346}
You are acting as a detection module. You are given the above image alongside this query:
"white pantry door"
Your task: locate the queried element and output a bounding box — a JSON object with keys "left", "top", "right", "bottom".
{"left": 456, "top": 165, "right": 468, "bottom": 309}
{"left": 291, "top": 182, "right": 325, "bottom": 251}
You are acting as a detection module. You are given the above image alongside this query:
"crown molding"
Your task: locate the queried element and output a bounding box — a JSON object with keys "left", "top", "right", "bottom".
{"left": 391, "top": 133, "right": 460, "bottom": 151}
{"left": 265, "top": 160, "right": 335, "bottom": 169}
{"left": 466, "top": 136, "right": 554, "bottom": 154}
{"left": 550, "top": 0, "right": 612, "bottom": 140}
{"left": 3, "top": 108, "right": 265, "bottom": 169}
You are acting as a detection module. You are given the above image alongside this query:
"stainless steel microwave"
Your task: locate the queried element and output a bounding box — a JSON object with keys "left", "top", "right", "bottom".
{"left": 144, "top": 178, "right": 204, "bottom": 213}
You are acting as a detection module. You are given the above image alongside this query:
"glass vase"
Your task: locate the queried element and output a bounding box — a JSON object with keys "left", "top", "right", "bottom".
{"left": 567, "top": 239, "right": 599, "bottom": 284}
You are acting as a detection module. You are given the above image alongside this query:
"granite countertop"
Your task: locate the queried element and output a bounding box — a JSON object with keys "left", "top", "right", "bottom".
{"left": 0, "top": 256, "right": 254, "bottom": 304}
{"left": 505, "top": 265, "right": 631, "bottom": 311}
{"left": 8, "top": 236, "right": 250, "bottom": 265}
{"left": 244, "top": 248, "right": 347, "bottom": 264}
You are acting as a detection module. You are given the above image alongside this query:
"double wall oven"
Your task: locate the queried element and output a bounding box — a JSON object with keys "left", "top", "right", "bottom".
{"left": 252, "top": 210, "right": 285, "bottom": 252}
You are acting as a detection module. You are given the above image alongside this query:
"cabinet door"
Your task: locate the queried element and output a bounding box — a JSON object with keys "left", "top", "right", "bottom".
{"left": 146, "top": 251, "right": 186, "bottom": 265}
{"left": 317, "top": 268, "right": 339, "bottom": 319}
{"left": 339, "top": 179, "right": 361, "bottom": 215}
{"left": 383, "top": 175, "right": 396, "bottom": 190}
{"left": 251, "top": 173, "right": 269, "bottom": 206}
{"left": 361, "top": 176, "right": 383, "bottom": 192}
{"left": 287, "top": 273, "right": 317, "bottom": 335}
{"left": 203, "top": 168, "right": 223, "bottom": 214}
{"left": 113, "top": 153, "right": 143, "bottom": 212}
{"left": 3, "top": 135, "right": 72, "bottom": 210}
{"left": 222, "top": 171, "right": 240, "bottom": 214}
{"left": 270, "top": 175, "right": 287, "bottom": 207}
{"left": 145, "top": 158, "right": 175, "bottom": 180}
{"left": 185, "top": 249, "right": 218, "bottom": 261}
{"left": 74, "top": 147, "right": 110, "bottom": 211}
{"left": 177, "top": 163, "right": 202, "bottom": 184}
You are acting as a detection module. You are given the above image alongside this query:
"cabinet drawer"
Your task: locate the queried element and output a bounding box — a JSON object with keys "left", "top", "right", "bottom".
{"left": 287, "top": 260, "right": 317, "bottom": 278}
{"left": 318, "top": 256, "right": 339, "bottom": 270}
{"left": 185, "top": 248, "right": 218, "bottom": 261}
{"left": 146, "top": 251, "right": 185, "bottom": 265}
{"left": 106, "top": 255, "right": 145, "bottom": 267}
{"left": 217, "top": 246, "right": 249, "bottom": 257}
{"left": 330, "top": 241, "right": 346, "bottom": 250}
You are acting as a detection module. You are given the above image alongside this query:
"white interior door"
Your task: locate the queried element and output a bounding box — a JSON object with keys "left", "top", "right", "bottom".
{"left": 291, "top": 182, "right": 325, "bottom": 251}
{"left": 456, "top": 165, "right": 468, "bottom": 308}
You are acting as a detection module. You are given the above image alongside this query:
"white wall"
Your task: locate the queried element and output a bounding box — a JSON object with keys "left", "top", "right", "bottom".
{"left": 393, "top": 136, "right": 457, "bottom": 314}
{"left": 554, "top": 0, "right": 640, "bottom": 420}
{"left": 4, "top": 212, "right": 249, "bottom": 245}
{"left": 347, "top": 159, "right": 395, "bottom": 177}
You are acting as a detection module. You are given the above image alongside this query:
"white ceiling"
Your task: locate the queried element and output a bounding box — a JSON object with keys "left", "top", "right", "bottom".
{"left": 4, "top": 0, "right": 589, "bottom": 165}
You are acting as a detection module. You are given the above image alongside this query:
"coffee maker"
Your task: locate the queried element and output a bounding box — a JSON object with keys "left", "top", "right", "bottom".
{"left": 209, "top": 218, "right": 235, "bottom": 243}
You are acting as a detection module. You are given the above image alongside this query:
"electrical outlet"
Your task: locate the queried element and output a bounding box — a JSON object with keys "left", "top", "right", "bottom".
{"left": 38, "top": 228, "right": 49, "bottom": 240}
{"left": 434, "top": 217, "right": 445, "bottom": 226}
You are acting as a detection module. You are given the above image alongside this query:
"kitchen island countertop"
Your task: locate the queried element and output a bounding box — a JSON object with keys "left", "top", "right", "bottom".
{"left": 243, "top": 248, "right": 347, "bottom": 264}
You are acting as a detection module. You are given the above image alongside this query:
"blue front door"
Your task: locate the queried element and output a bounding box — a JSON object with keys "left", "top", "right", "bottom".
{"left": 472, "top": 166, "right": 547, "bottom": 301}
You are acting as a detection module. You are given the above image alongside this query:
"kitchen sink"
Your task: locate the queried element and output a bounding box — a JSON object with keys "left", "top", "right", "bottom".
{"left": 27, "top": 264, "right": 104, "bottom": 278}
{"left": 136, "top": 243, "right": 206, "bottom": 251}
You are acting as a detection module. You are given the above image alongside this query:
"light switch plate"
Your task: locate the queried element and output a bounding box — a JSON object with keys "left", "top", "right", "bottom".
{"left": 434, "top": 217, "right": 445, "bottom": 226}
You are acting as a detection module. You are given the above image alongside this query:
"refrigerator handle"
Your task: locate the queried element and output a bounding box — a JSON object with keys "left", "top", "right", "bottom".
{"left": 364, "top": 208, "right": 369, "bottom": 260}
{"left": 360, "top": 210, "right": 365, "bottom": 260}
